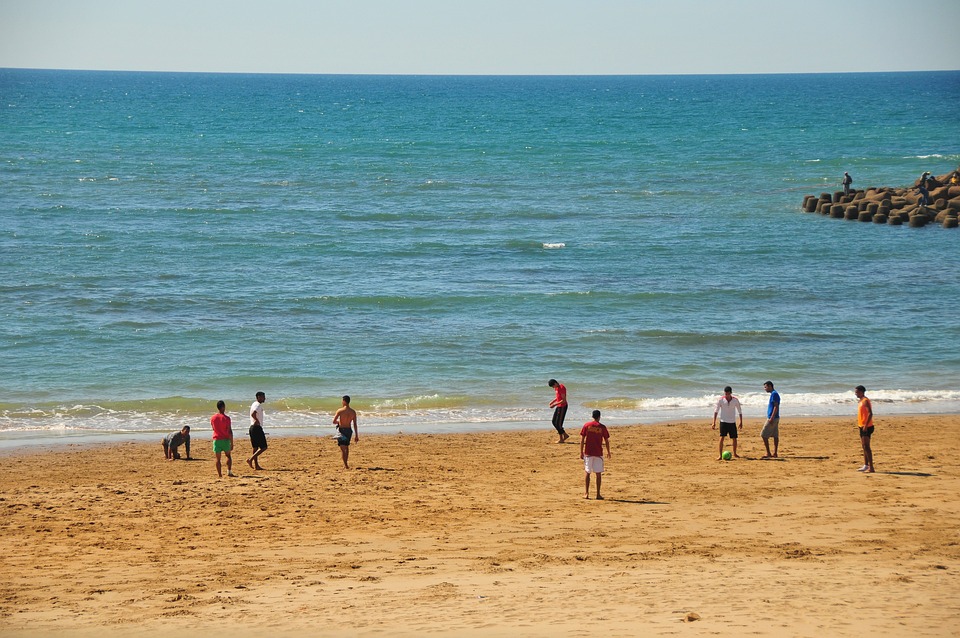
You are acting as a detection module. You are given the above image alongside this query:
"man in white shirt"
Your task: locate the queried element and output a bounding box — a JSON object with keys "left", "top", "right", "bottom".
{"left": 712, "top": 386, "right": 743, "bottom": 460}
{"left": 247, "top": 391, "right": 268, "bottom": 470}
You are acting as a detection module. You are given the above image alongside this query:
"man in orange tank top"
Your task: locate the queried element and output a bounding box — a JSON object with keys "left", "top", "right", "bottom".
{"left": 854, "top": 385, "right": 874, "bottom": 473}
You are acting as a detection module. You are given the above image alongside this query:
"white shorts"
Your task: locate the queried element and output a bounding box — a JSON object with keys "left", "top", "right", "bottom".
{"left": 583, "top": 456, "right": 604, "bottom": 474}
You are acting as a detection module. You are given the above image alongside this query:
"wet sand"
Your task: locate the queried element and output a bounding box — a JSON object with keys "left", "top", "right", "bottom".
{"left": 1, "top": 415, "right": 958, "bottom": 637}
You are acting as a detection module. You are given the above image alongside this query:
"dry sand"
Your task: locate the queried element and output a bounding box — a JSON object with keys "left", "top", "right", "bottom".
{"left": 1, "top": 414, "right": 958, "bottom": 637}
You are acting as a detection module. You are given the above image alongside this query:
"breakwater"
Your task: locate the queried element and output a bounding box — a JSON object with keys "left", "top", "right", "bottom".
{"left": 801, "top": 169, "right": 960, "bottom": 228}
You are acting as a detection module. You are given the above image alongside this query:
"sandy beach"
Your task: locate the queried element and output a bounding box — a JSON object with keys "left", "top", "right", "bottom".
{"left": 1, "top": 414, "right": 958, "bottom": 637}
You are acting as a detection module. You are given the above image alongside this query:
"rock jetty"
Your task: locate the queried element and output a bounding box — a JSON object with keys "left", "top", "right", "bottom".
{"left": 800, "top": 168, "right": 960, "bottom": 228}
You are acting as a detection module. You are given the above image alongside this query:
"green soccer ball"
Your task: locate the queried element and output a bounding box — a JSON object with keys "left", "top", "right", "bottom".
{"left": 721, "top": 450, "right": 732, "bottom": 461}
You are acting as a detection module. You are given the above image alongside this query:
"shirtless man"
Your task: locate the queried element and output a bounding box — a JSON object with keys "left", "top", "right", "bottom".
{"left": 332, "top": 395, "right": 359, "bottom": 469}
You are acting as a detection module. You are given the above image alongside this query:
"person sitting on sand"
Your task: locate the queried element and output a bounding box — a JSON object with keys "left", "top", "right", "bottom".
{"left": 333, "top": 395, "right": 359, "bottom": 470}
{"left": 712, "top": 386, "right": 743, "bottom": 460}
{"left": 211, "top": 400, "right": 235, "bottom": 478}
{"left": 580, "top": 409, "right": 611, "bottom": 500}
{"left": 161, "top": 426, "right": 191, "bottom": 461}
{"left": 854, "top": 385, "right": 875, "bottom": 473}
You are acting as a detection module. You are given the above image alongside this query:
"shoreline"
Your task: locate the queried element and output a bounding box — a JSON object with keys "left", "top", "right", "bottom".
{"left": 1, "top": 414, "right": 957, "bottom": 636}
{"left": 3, "top": 409, "right": 959, "bottom": 454}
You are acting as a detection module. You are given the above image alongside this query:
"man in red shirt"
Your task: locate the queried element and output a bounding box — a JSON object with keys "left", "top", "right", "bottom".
{"left": 211, "top": 400, "right": 235, "bottom": 478}
{"left": 580, "top": 409, "right": 611, "bottom": 500}
{"left": 548, "top": 379, "right": 570, "bottom": 443}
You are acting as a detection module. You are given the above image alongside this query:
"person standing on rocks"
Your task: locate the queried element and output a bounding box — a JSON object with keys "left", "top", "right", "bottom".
{"left": 842, "top": 172, "right": 853, "bottom": 197}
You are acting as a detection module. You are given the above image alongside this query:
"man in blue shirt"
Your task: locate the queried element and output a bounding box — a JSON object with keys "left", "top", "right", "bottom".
{"left": 761, "top": 381, "right": 780, "bottom": 458}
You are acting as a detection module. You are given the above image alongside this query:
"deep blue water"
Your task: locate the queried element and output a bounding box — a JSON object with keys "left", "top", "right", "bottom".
{"left": 2, "top": 69, "right": 959, "bottom": 440}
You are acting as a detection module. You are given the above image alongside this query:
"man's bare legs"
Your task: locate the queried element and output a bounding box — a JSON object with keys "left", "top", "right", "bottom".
{"left": 216, "top": 451, "right": 234, "bottom": 478}
{"left": 763, "top": 436, "right": 779, "bottom": 458}
{"left": 860, "top": 434, "right": 874, "bottom": 472}
{"left": 339, "top": 444, "right": 350, "bottom": 470}
{"left": 584, "top": 472, "right": 603, "bottom": 499}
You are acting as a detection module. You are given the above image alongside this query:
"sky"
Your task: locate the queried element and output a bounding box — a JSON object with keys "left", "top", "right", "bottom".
{"left": 1, "top": 0, "right": 958, "bottom": 75}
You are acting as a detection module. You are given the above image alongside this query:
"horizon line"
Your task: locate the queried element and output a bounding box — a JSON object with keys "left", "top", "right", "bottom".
{"left": 3, "top": 66, "right": 959, "bottom": 78}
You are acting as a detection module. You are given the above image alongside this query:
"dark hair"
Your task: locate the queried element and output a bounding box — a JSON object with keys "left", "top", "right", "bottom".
{"left": 592, "top": 409, "right": 601, "bottom": 420}
{"left": 764, "top": 381, "right": 774, "bottom": 388}
{"left": 216, "top": 400, "right": 225, "bottom": 411}
{"left": 342, "top": 395, "right": 350, "bottom": 404}
{"left": 182, "top": 425, "right": 191, "bottom": 432}
{"left": 724, "top": 386, "right": 732, "bottom": 393}
{"left": 548, "top": 379, "right": 558, "bottom": 387}
{"left": 855, "top": 385, "right": 866, "bottom": 393}
{"left": 256, "top": 391, "right": 265, "bottom": 399}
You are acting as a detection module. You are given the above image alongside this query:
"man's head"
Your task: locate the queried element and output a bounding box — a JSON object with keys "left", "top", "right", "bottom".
{"left": 854, "top": 385, "right": 866, "bottom": 399}
{"left": 342, "top": 395, "right": 351, "bottom": 405}
{"left": 723, "top": 386, "right": 733, "bottom": 396}
{"left": 181, "top": 426, "right": 191, "bottom": 436}
{"left": 763, "top": 381, "right": 774, "bottom": 393}
{"left": 216, "top": 400, "right": 225, "bottom": 412}
{"left": 548, "top": 379, "right": 558, "bottom": 388}
{"left": 592, "top": 409, "right": 601, "bottom": 420}
{"left": 256, "top": 391, "right": 266, "bottom": 403}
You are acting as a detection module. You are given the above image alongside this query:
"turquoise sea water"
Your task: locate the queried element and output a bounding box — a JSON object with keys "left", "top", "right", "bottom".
{"left": 2, "top": 69, "right": 959, "bottom": 444}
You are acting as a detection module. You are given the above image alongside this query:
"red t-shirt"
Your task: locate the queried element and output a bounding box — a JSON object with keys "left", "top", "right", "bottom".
{"left": 553, "top": 383, "right": 568, "bottom": 407}
{"left": 579, "top": 421, "right": 609, "bottom": 457}
{"left": 211, "top": 412, "right": 232, "bottom": 440}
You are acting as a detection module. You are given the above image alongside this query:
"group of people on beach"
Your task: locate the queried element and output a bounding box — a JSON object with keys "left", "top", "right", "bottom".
{"left": 708, "top": 381, "right": 876, "bottom": 473}
{"left": 547, "top": 377, "right": 878, "bottom": 499}
{"left": 160, "top": 392, "right": 360, "bottom": 477}
{"left": 161, "top": 378, "right": 876, "bottom": 493}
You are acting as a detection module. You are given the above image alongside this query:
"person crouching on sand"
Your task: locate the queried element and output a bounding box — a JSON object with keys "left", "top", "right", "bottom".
{"left": 580, "top": 410, "right": 611, "bottom": 500}
{"left": 161, "top": 426, "right": 191, "bottom": 461}
{"left": 211, "top": 400, "right": 235, "bottom": 478}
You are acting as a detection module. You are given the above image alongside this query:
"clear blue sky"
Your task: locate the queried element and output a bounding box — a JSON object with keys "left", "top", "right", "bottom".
{"left": 2, "top": 0, "right": 958, "bottom": 75}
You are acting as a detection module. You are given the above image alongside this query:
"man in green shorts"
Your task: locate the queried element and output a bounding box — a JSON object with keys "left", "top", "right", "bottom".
{"left": 211, "top": 400, "right": 235, "bottom": 478}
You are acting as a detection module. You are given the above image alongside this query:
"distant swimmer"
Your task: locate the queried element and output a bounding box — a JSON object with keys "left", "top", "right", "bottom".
{"left": 854, "top": 385, "right": 874, "bottom": 473}
{"left": 211, "top": 400, "right": 235, "bottom": 478}
{"left": 333, "top": 395, "right": 359, "bottom": 470}
{"left": 712, "top": 386, "right": 743, "bottom": 460}
{"left": 161, "top": 426, "right": 191, "bottom": 461}
{"left": 548, "top": 379, "right": 570, "bottom": 443}
{"left": 247, "top": 391, "right": 267, "bottom": 470}
{"left": 842, "top": 172, "right": 853, "bottom": 196}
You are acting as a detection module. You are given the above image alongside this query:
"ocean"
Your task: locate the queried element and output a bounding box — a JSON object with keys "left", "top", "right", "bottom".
{"left": 2, "top": 69, "right": 959, "bottom": 446}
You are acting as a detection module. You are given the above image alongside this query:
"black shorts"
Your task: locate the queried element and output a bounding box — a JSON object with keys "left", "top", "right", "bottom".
{"left": 249, "top": 424, "right": 267, "bottom": 450}
{"left": 719, "top": 422, "right": 738, "bottom": 438}
{"left": 337, "top": 427, "right": 352, "bottom": 446}
{"left": 860, "top": 426, "right": 874, "bottom": 438}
